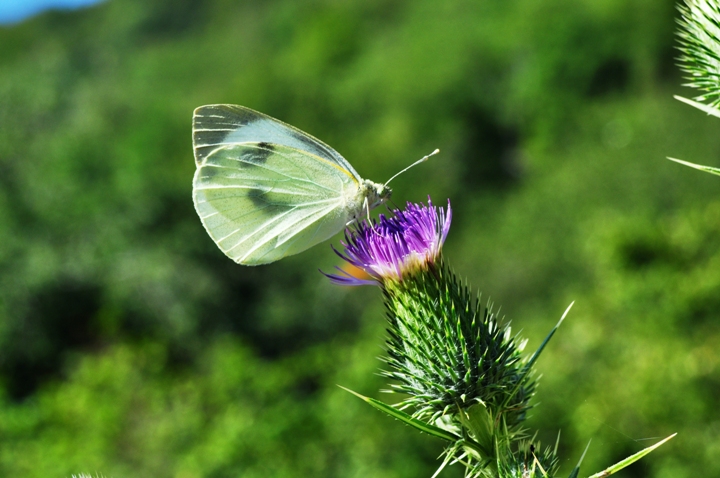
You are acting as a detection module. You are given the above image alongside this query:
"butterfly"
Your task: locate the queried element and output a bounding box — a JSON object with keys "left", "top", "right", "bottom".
{"left": 192, "top": 104, "right": 436, "bottom": 265}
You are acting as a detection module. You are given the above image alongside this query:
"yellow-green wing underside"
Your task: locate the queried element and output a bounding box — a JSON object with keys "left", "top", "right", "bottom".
{"left": 193, "top": 143, "right": 359, "bottom": 265}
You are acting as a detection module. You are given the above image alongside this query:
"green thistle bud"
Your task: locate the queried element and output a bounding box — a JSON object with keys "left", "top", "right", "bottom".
{"left": 677, "top": 0, "right": 720, "bottom": 107}
{"left": 326, "top": 199, "right": 536, "bottom": 467}
{"left": 326, "top": 198, "right": 674, "bottom": 477}
{"left": 381, "top": 262, "right": 533, "bottom": 430}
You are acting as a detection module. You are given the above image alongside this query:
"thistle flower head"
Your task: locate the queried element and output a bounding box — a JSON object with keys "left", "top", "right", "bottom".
{"left": 325, "top": 198, "right": 451, "bottom": 286}
{"left": 327, "top": 194, "right": 666, "bottom": 478}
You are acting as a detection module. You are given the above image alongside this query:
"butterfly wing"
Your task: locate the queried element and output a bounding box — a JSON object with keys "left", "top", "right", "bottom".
{"left": 193, "top": 142, "right": 361, "bottom": 265}
{"left": 192, "top": 104, "right": 361, "bottom": 181}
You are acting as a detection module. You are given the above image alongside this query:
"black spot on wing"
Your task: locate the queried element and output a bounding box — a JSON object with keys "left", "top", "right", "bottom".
{"left": 247, "top": 188, "right": 266, "bottom": 208}
{"left": 253, "top": 143, "right": 275, "bottom": 163}
{"left": 236, "top": 143, "right": 275, "bottom": 168}
{"left": 247, "top": 187, "right": 294, "bottom": 214}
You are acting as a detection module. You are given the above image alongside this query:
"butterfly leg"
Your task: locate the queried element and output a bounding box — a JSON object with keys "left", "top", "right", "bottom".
{"left": 364, "top": 197, "right": 378, "bottom": 232}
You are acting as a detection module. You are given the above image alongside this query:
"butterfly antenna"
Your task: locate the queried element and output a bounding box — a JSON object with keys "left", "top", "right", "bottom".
{"left": 385, "top": 148, "right": 439, "bottom": 186}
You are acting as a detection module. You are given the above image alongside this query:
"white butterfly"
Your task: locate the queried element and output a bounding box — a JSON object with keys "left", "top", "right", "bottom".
{"left": 192, "top": 105, "right": 434, "bottom": 266}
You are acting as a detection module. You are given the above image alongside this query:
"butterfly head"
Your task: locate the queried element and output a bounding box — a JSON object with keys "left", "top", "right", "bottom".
{"left": 364, "top": 180, "right": 392, "bottom": 209}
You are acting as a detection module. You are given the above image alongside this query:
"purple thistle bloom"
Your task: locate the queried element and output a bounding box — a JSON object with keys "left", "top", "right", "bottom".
{"left": 325, "top": 198, "right": 452, "bottom": 286}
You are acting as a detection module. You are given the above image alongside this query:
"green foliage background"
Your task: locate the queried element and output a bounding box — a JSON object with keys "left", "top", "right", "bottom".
{"left": 0, "top": 0, "right": 717, "bottom": 476}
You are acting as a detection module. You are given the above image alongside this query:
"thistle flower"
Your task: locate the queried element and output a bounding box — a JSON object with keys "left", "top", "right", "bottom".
{"left": 324, "top": 198, "right": 451, "bottom": 286}
{"left": 329, "top": 199, "right": 671, "bottom": 478}
{"left": 327, "top": 198, "right": 535, "bottom": 470}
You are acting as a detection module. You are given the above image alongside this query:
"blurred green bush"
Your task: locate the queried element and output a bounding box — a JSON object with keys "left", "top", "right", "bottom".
{"left": 0, "top": 0, "right": 717, "bottom": 476}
